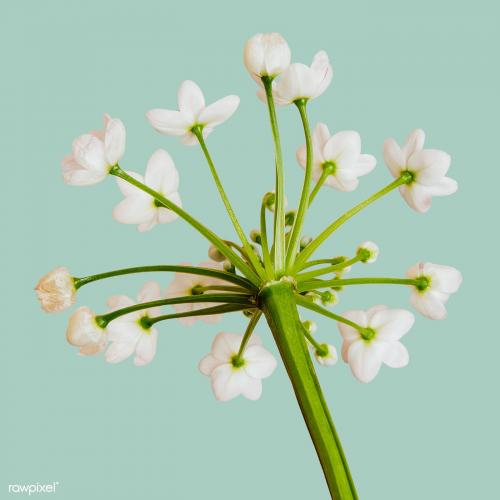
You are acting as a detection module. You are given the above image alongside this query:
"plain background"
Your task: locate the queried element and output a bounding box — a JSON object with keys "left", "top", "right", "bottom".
{"left": 2, "top": 1, "right": 498, "bottom": 498}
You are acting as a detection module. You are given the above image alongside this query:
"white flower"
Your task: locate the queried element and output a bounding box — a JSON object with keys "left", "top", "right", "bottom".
{"left": 105, "top": 281, "right": 162, "bottom": 366}
{"left": 113, "top": 149, "right": 181, "bottom": 232}
{"left": 357, "top": 241, "right": 379, "bottom": 263}
{"left": 147, "top": 80, "right": 240, "bottom": 145}
{"left": 199, "top": 332, "right": 277, "bottom": 401}
{"left": 61, "top": 113, "right": 126, "bottom": 186}
{"left": 66, "top": 306, "right": 107, "bottom": 356}
{"left": 244, "top": 32, "right": 291, "bottom": 78}
{"left": 35, "top": 267, "right": 75, "bottom": 313}
{"left": 338, "top": 306, "right": 414, "bottom": 383}
{"left": 261, "top": 51, "right": 333, "bottom": 106}
{"left": 297, "top": 123, "right": 376, "bottom": 191}
{"left": 165, "top": 261, "right": 227, "bottom": 326}
{"left": 406, "top": 262, "right": 462, "bottom": 320}
{"left": 383, "top": 129, "right": 457, "bottom": 213}
{"left": 314, "top": 344, "right": 338, "bottom": 367}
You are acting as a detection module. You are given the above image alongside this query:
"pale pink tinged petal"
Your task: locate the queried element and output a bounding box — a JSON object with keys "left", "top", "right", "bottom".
{"left": 113, "top": 196, "right": 156, "bottom": 225}
{"left": 181, "top": 131, "right": 199, "bottom": 146}
{"left": 243, "top": 345, "right": 277, "bottom": 379}
{"left": 179, "top": 316, "right": 198, "bottom": 326}
{"left": 426, "top": 264, "right": 463, "bottom": 293}
{"left": 247, "top": 334, "right": 262, "bottom": 347}
{"left": 426, "top": 177, "right": 458, "bottom": 196}
{"left": 171, "top": 302, "right": 194, "bottom": 319}
{"left": 296, "top": 144, "right": 307, "bottom": 169}
{"left": 138, "top": 219, "right": 158, "bottom": 232}
{"left": 144, "top": 149, "right": 179, "bottom": 192}
{"left": 323, "top": 131, "right": 361, "bottom": 167}
{"left": 353, "top": 154, "right": 377, "bottom": 176}
{"left": 116, "top": 171, "right": 145, "bottom": 197}
{"left": 256, "top": 86, "right": 267, "bottom": 103}
{"left": 370, "top": 309, "right": 415, "bottom": 341}
{"left": 198, "top": 95, "right": 240, "bottom": 126}
{"left": 138, "top": 281, "right": 162, "bottom": 304}
{"left": 158, "top": 205, "right": 179, "bottom": 224}
{"left": 329, "top": 172, "right": 359, "bottom": 192}
{"left": 275, "top": 63, "right": 311, "bottom": 102}
{"left": 79, "top": 338, "right": 107, "bottom": 356}
{"left": 407, "top": 149, "right": 451, "bottom": 184}
{"left": 146, "top": 109, "right": 192, "bottom": 135}
{"left": 241, "top": 378, "right": 263, "bottom": 401}
{"left": 337, "top": 321, "right": 361, "bottom": 343}
{"left": 177, "top": 80, "right": 205, "bottom": 117}
{"left": 211, "top": 365, "right": 250, "bottom": 401}
{"left": 366, "top": 305, "right": 388, "bottom": 321}
{"left": 107, "top": 295, "right": 135, "bottom": 311}
{"left": 341, "top": 340, "right": 350, "bottom": 363}
{"left": 406, "top": 262, "right": 423, "bottom": 280}
{"left": 212, "top": 332, "right": 241, "bottom": 361}
{"left": 72, "top": 134, "right": 106, "bottom": 173}
{"left": 310, "top": 50, "right": 333, "bottom": 97}
{"left": 105, "top": 341, "right": 137, "bottom": 364}
{"left": 410, "top": 290, "right": 447, "bottom": 320}
{"left": 399, "top": 184, "right": 432, "bottom": 213}
{"left": 313, "top": 123, "right": 331, "bottom": 151}
{"left": 104, "top": 118, "right": 126, "bottom": 165}
{"left": 383, "top": 138, "right": 405, "bottom": 177}
{"left": 347, "top": 340, "right": 385, "bottom": 383}
{"left": 340, "top": 309, "right": 368, "bottom": 330}
{"left": 202, "top": 313, "right": 222, "bottom": 324}
{"left": 134, "top": 330, "right": 158, "bottom": 366}
{"left": 61, "top": 155, "right": 104, "bottom": 186}
{"left": 402, "top": 129, "right": 425, "bottom": 159}
{"left": 382, "top": 341, "right": 409, "bottom": 368}
{"left": 199, "top": 354, "right": 222, "bottom": 376}
{"left": 107, "top": 318, "right": 142, "bottom": 343}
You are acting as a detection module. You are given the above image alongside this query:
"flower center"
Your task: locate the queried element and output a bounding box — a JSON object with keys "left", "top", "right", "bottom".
{"left": 191, "top": 285, "right": 205, "bottom": 295}
{"left": 322, "top": 161, "right": 336, "bottom": 176}
{"left": 153, "top": 199, "right": 165, "bottom": 208}
{"left": 361, "top": 327, "right": 376, "bottom": 342}
{"left": 138, "top": 315, "right": 152, "bottom": 332}
{"left": 415, "top": 276, "right": 431, "bottom": 292}
{"left": 231, "top": 354, "right": 245, "bottom": 369}
{"left": 401, "top": 170, "right": 415, "bottom": 185}
{"left": 315, "top": 343, "right": 329, "bottom": 358}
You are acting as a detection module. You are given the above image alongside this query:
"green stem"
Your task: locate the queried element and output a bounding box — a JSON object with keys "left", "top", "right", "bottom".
{"left": 298, "top": 257, "right": 346, "bottom": 271}
{"left": 309, "top": 168, "right": 330, "bottom": 206}
{"left": 192, "top": 127, "right": 267, "bottom": 281}
{"left": 294, "top": 174, "right": 411, "bottom": 270}
{"left": 262, "top": 76, "right": 285, "bottom": 276}
{"left": 297, "top": 256, "right": 361, "bottom": 282}
{"left": 235, "top": 311, "right": 262, "bottom": 362}
{"left": 98, "top": 293, "right": 254, "bottom": 326}
{"left": 301, "top": 326, "right": 326, "bottom": 355}
{"left": 298, "top": 277, "right": 418, "bottom": 293}
{"left": 260, "top": 279, "right": 358, "bottom": 499}
{"left": 74, "top": 265, "right": 256, "bottom": 291}
{"left": 295, "top": 294, "right": 365, "bottom": 333}
{"left": 286, "top": 100, "right": 312, "bottom": 271}
{"left": 109, "top": 165, "right": 261, "bottom": 286}
{"left": 147, "top": 303, "right": 251, "bottom": 326}
{"left": 195, "top": 285, "right": 250, "bottom": 294}
{"left": 260, "top": 201, "right": 273, "bottom": 276}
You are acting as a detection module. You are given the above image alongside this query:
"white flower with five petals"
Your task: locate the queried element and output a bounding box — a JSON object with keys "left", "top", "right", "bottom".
{"left": 113, "top": 149, "right": 181, "bottom": 232}
{"left": 199, "top": 332, "right": 277, "bottom": 401}
{"left": 297, "top": 123, "right": 376, "bottom": 191}
{"left": 147, "top": 80, "right": 240, "bottom": 145}
{"left": 338, "top": 306, "right": 414, "bottom": 383}
{"left": 406, "top": 262, "right": 462, "bottom": 320}
{"left": 105, "top": 281, "right": 162, "bottom": 366}
{"left": 61, "top": 113, "right": 125, "bottom": 186}
{"left": 383, "top": 129, "right": 457, "bottom": 213}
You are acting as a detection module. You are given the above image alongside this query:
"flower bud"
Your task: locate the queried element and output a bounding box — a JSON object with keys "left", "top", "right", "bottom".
{"left": 302, "top": 320, "right": 317, "bottom": 334}
{"left": 314, "top": 344, "right": 338, "bottom": 366}
{"left": 250, "top": 229, "right": 262, "bottom": 244}
{"left": 244, "top": 33, "right": 291, "bottom": 78}
{"left": 208, "top": 244, "right": 226, "bottom": 262}
{"left": 357, "top": 241, "right": 379, "bottom": 263}
{"left": 300, "top": 236, "right": 312, "bottom": 250}
{"left": 285, "top": 210, "right": 296, "bottom": 226}
{"left": 320, "top": 290, "right": 339, "bottom": 307}
{"left": 66, "top": 307, "right": 107, "bottom": 356}
{"left": 35, "top": 267, "right": 76, "bottom": 313}
{"left": 223, "top": 260, "right": 235, "bottom": 273}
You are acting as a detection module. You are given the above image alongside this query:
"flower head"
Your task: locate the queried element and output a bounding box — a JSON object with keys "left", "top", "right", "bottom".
{"left": 35, "top": 267, "right": 76, "bottom": 313}
{"left": 357, "top": 241, "right": 379, "bottom": 264}
{"left": 113, "top": 149, "right": 181, "bottom": 232}
{"left": 262, "top": 51, "right": 333, "bottom": 106}
{"left": 314, "top": 344, "right": 338, "bottom": 367}
{"left": 244, "top": 32, "right": 291, "bottom": 79}
{"left": 297, "top": 124, "right": 376, "bottom": 191}
{"left": 407, "top": 262, "right": 462, "bottom": 320}
{"left": 165, "top": 261, "right": 227, "bottom": 325}
{"left": 199, "top": 332, "right": 277, "bottom": 401}
{"left": 147, "top": 80, "right": 240, "bottom": 145}
{"left": 105, "top": 281, "right": 162, "bottom": 366}
{"left": 383, "top": 129, "right": 457, "bottom": 213}
{"left": 338, "top": 306, "right": 414, "bottom": 383}
{"left": 62, "top": 113, "right": 126, "bottom": 186}
{"left": 66, "top": 306, "right": 107, "bottom": 356}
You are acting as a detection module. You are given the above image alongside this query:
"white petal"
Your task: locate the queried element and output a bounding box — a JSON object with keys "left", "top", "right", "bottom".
{"left": 296, "top": 144, "right": 307, "bottom": 169}
{"left": 327, "top": 172, "right": 359, "bottom": 192}
{"left": 105, "top": 341, "right": 137, "bottom": 364}
{"left": 382, "top": 341, "right": 409, "bottom": 368}
{"left": 366, "top": 305, "right": 388, "bottom": 321}
{"left": 134, "top": 330, "right": 158, "bottom": 366}
{"left": 146, "top": 109, "right": 192, "bottom": 136}
{"left": 310, "top": 51, "right": 333, "bottom": 98}
{"left": 313, "top": 123, "right": 331, "bottom": 151}
{"left": 107, "top": 318, "right": 142, "bottom": 342}
{"left": 177, "top": 80, "right": 205, "bottom": 118}
{"left": 370, "top": 309, "right": 415, "bottom": 341}
{"left": 410, "top": 290, "right": 447, "bottom": 320}
{"left": 211, "top": 365, "right": 249, "bottom": 401}
{"left": 61, "top": 154, "right": 105, "bottom": 186}
{"left": 104, "top": 118, "right": 126, "bottom": 166}
{"left": 426, "top": 263, "right": 463, "bottom": 294}
{"left": 211, "top": 332, "right": 241, "bottom": 361}
{"left": 72, "top": 134, "right": 106, "bottom": 173}
{"left": 426, "top": 177, "right": 458, "bottom": 196}
{"left": 402, "top": 129, "right": 425, "bottom": 159}
{"left": 199, "top": 354, "right": 222, "bottom": 376}
{"left": 315, "top": 344, "right": 338, "bottom": 366}
{"left": 144, "top": 149, "right": 180, "bottom": 193}
{"left": 198, "top": 95, "right": 240, "bottom": 127}
{"left": 243, "top": 345, "right": 277, "bottom": 379}
{"left": 241, "top": 378, "right": 263, "bottom": 400}
{"left": 116, "top": 171, "right": 145, "bottom": 197}
{"left": 138, "top": 281, "right": 162, "bottom": 304}
{"left": 383, "top": 138, "right": 405, "bottom": 177}
{"left": 275, "top": 63, "right": 315, "bottom": 103}
{"left": 323, "top": 131, "right": 360, "bottom": 169}
{"left": 113, "top": 196, "right": 156, "bottom": 225}
{"left": 399, "top": 184, "right": 432, "bottom": 213}
{"left": 347, "top": 340, "right": 385, "bottom": 383}
{"left": 107, "top": 295, "right": 135, "bottom": 311}
{"left": 407, "top": 149, "right": 451, "bottom": 185}
{"left": 353, "top": 154, "right": 376, "bottom": 176}
{"left": 138, "top": 219, "right": 158, "bottom": 232}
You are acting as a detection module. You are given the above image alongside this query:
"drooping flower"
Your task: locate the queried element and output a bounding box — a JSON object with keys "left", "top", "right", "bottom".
{"left": 66, "top": 306, "right": 107, "bottom": 356}
{"left": 314, "top": 344, "right": 338, "bottom": 367}
{"left": 244, "top": 32, "right": 291, "bottom": 79}
{"left": 105, "top": 281, "right": 162, "bottom": 366}
{"left": 261, "top": 51, "right": 333, "bottom": 106}
{"left": 406, "top": 262, "right": 462, "bottom": 320}
{"left": 383, "top": 129, "right": 457, "bottom": 213}
{"left": 61, "top": 113, "right": 126, "bottom": 186}
{"left": 113, "top": 149, "right": 181, "bottom": 232}
{"left": 199, "top": 332, "right": 277, "bottom": 401}
{"left": 35, "top": 267, "right": 76, "bottom": 313}
{"left": 165, "top": 261, "right": 227, "bottom": 326}
{"left": 357, "top": 241, "right": 379, "bottom": 264}
{"left": 338, "top": 306, "right": 414, "bottom": 383}
{"left": 297, "top": 124, "right": 376, "bottom": 191}
{"left": 147, "top": 80, "right": 240, "bottom": 145}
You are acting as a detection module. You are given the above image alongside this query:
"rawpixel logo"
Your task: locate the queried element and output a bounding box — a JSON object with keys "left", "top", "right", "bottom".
{"left": 7, "top": 482, "right": 59, "bottom": 495}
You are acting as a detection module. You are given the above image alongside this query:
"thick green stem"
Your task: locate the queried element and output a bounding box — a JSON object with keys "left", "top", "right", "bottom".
{"left": 262, "top": 76, "right": 285, "bottom": 276}
{"left": 259, "top": 279, "right": 358, "bottom": 500}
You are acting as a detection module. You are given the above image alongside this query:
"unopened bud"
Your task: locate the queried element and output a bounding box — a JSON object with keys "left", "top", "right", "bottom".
{"left": 250, "top": 229, "right": 262, "bottom": 244}
{"left": 208, "top": 245, "right": 226, "bottom": 262}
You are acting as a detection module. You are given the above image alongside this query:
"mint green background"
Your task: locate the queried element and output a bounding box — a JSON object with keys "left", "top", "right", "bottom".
{"left": 2, "top": 1, "right": 498, "bottom": 498}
